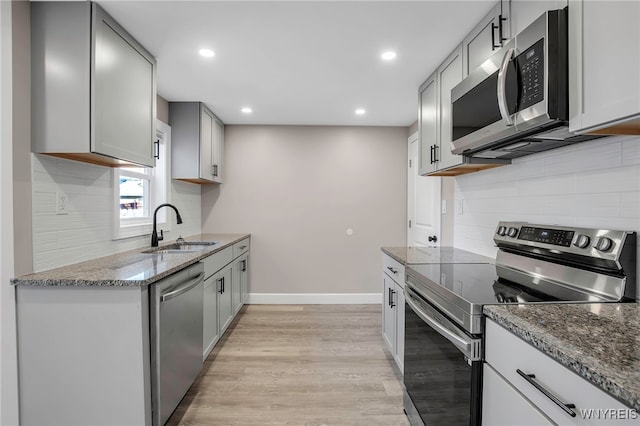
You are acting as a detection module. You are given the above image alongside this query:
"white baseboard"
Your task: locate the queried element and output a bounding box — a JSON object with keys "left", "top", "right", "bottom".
{"left": 247, "top": 293, "right": 382, "bottom": 304}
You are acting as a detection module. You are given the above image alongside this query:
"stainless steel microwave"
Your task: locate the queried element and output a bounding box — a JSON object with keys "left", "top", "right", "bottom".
{"left": 451, "top": 8, "right": 598, "bottom": 159}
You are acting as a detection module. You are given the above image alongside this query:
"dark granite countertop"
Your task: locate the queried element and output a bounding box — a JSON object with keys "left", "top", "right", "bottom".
{"left": 484, "top": 303, "right": 640, "bottom": 411}
{"left": 382, "top": 246, "right": 494, "bottom": 265}
{"left": 11, "top": 233, "right": 250, "bottom": 287}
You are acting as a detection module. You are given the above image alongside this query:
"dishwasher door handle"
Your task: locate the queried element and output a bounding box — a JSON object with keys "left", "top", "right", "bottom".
{"left": 161, "top": 272, "right": 205, "bottom": 302}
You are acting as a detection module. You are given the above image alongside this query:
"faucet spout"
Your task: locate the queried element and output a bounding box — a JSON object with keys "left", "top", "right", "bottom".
{"left": 151, "top": 203, "right": 183, "bottom": 247}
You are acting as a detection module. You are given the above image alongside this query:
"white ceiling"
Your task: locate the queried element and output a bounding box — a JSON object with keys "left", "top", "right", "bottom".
{"left": 98, "top": 1, "right": 496, "bottom": 126}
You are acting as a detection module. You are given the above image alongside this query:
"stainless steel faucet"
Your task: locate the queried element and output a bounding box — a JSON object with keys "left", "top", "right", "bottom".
{"left": 151, "top": 203, "right": 183, "bottom": 247}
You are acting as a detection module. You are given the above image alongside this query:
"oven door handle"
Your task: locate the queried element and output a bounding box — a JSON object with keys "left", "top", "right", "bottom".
{"left": 497, "top": 47, "right": 516, "bottom": 127}
{"left": 405, "top": 287, "right": 481, "bottom": 361}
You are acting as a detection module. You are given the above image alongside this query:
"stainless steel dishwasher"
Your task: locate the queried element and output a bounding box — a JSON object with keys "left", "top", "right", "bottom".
{"left": 150, "top": 262, "right": 204, "bottom": 425}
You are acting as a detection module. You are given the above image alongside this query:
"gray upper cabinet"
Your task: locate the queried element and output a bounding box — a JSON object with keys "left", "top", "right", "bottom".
{"left": 418, "top": 0, "right": 513, "bottom": 177}
{"left": 31, "top": 2, "right": 156, "bottom": 168}
{"left": 462, "top": 1, "right": 510, "bottom": 77}
{"left": 170, "top": 102, "right": 224, "bottom": 184}
{"left": 437, "top": 46, "right": 464, "bottom": 170}
{"left": 419, "top": 44, "right": 508, "bottom": 177}
{"left": 510, "top": 0, "right": 567, "bottom": 37}
{"left": 569, "top": 0, "right": 640, "bottom": 135}
{"left": 418, "top": 72, "right": 438, "bottom": 175}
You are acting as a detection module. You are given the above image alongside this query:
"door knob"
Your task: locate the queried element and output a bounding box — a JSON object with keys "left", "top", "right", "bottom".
{"left": 428, "top": 235, "right": 438, "bottom": 243}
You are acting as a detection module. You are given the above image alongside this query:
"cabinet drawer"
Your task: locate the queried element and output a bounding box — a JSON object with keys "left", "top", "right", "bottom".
{"left": 482, "top": 363, "right": 553, "bottom": 426}
{"left": 485, "top": 319, "right": 636, "bottom": 425}
{"left": 382, "top": 254, "right": 405, "bottom": 287}
{"left": 233, "top": 238, "right": 250, "bottom": 258}
{"left": 203, "top": 247, "right": 233, "bottom": 279}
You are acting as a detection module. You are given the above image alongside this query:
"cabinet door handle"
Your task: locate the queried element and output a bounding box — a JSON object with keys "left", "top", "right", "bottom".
{"left": 213, "top": 164, "right": 218, "bottom": 177}
{"left": 217, "top": 278, "right": 223, "bottom": 294}
{"left": 153, "top": 140, "right": 160, "bottom": 160}
{"left": 433, "top": 144, "right": 439, "bottom": 163}
{"left": 387, "top": 266, "right": 398, "bottom": 275}
{"left": 498, "top": 14, "right": 507, "bottom": 44}
{"left": 516, "top": 369, "right": 577, "bottom": 418}
{"left": 491, "top": 23, "right": 500, "bottom": 50}
{"left": 241, "top": 260, "right": 247, "bottom": 272}
{"left": 387, "top": 287, "right": 392, "bottom": 307}
{"left": 390, "top": 289, "right": 396, "bottom": 308}
{"left": 429, "top": 145, "right": 435, "bottom": 164}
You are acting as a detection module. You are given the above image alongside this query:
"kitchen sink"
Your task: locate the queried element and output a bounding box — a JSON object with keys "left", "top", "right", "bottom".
{"left": 141, "top": 241, "right": 218, "bottom": 254}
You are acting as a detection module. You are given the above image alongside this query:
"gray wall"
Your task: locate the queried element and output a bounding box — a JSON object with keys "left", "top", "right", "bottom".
{"left": 408, "top": 120, "right": 418, "bottom": 137}
{"left": 202, "top": 125, "right": 407, "bottom": 297}
{"left": 156, "top": 95, "right": 169, "bottom": 124}
{"left": 12, "top": 0, "right": 31, "bottom": 277}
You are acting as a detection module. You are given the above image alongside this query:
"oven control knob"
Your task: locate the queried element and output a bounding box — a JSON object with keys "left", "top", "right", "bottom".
{"left": 574, "top": 234, "right": 591, "bottom": 249}
{"left": 497, "top": 226, "right": 507, "bottom": 236}
{"left": 507, "top": 227, "right": 518, "bottom": 238}
{"left": 595, "top": 237, "right": 613, "bottom": 252}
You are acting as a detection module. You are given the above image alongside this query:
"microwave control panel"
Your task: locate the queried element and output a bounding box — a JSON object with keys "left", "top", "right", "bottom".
{"left": 516, "top": 38, "right": 545, "bottom": 111}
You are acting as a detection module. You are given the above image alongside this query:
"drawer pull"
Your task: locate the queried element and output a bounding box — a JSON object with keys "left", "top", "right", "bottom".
{"left": 387, "top": 266, "right": 398, "bottom": 274}
{"left": 239, "top": 245, "right": 247, "bottom": 250}
{"left": 516, "top": 369, "right": 577, "bottom": 417}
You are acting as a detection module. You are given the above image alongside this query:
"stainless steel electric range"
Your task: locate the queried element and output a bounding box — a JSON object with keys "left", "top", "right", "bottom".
{"left": 402, "top": 221, "right": 637, "bottom": 426}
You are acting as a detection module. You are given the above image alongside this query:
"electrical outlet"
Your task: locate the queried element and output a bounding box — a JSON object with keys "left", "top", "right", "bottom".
{"left": 56, "top": 191, "right": 68, "bottom": 215}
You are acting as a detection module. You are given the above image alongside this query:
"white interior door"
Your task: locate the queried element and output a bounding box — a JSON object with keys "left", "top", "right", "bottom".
{"left": 408, "top": 133, "right": 441, "bottom": 247}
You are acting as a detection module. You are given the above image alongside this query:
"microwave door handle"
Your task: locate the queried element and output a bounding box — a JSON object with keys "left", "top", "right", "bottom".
{"left": 497, "top": 47, "right": 516, "bottom": 126}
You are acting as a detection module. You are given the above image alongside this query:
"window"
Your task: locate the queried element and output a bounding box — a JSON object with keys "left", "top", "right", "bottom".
{"left": 113, "top": 120, "right": 171, "bottom": 240}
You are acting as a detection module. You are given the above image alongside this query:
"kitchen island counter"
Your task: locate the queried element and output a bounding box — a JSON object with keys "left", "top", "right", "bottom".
{"left": 484, "top": 303, "right": 640, "bottom": 411}
{"left": 11, "top": 233, "right": 250, "bottom": 287}
{"left": 382, "top": 246, "right": 494, "bottom": 265}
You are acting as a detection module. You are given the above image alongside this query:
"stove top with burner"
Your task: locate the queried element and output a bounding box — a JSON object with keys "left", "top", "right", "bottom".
{"left": 405, "top": 222, "right": 636, "bottom": 334}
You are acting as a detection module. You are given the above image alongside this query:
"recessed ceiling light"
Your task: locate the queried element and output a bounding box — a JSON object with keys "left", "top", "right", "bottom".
{"left": 381, "top": 51, "right": 397, "bottom": 61}
{"left": 199, "top": 48, "right": 215, "bottom": 58}
{"left": 355, "top": 108, "right": 366, "bottom": 115}
{"left": 241, "top": 107, "right": 252, "bottom": 114}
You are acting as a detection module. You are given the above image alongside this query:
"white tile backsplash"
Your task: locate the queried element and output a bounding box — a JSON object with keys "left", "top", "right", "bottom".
{"left": 31, "top": 154, "right": 202, "bottom": 272}
{"left": 454, "top": 136, "right": 640, "bottom": 299}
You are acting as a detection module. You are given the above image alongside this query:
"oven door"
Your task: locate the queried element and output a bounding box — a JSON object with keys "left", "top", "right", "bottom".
{"left": 404, "top": 285, "right": 482, "bottom": 426}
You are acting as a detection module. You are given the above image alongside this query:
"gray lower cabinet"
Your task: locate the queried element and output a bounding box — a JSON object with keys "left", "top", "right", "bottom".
{"left": 232, "top": 254, "right": 248, "bottom": 314}
{"left": 217, "top": 264, "right": 234, "bottom": 335}
{"left": 16, "top": 286, "right": 153, "bottom": 425}
{"left": 202, "top": 242, "right": 251, "bottom": 361}
{"left": 31, "top": 1, "right": 156, "bottom": 168}
{"left": 484, "top": 319, "right": 636, "bottom": 425}
{"left": 170, "top": 102, "right": 224, "bottom": 184}
{"left": 202, "top": 275, "right": 219, "bottom": 360}
{"left": 381, "top": 253, "right": 405, "bottom": 372}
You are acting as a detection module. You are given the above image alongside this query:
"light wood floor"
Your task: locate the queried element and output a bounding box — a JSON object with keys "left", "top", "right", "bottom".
{"left": 167, "top": 304, "right": 410, "bottom": 425}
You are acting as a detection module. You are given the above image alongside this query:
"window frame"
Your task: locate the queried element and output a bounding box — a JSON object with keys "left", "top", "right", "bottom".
{"left": 113, "top": 120, "right": 172, "bottom": 240}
